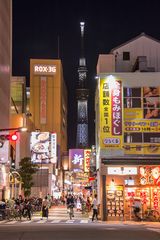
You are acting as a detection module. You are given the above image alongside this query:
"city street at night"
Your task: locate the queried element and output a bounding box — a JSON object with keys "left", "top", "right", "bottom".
{"left": 1, "top": 1, "right": 160, "bottom": 239}
{"left": 0, "top": 206, "right": 160, "bottom": 240}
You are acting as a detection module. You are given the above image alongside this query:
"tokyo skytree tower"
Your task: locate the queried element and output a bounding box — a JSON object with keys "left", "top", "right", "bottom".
{"left": 76, "top": 22, "right": 89, "bottom": 148}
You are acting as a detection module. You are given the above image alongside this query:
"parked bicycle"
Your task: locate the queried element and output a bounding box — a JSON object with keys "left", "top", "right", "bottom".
{"left": 143, "top": 208, "right": 160, "bottom": 222}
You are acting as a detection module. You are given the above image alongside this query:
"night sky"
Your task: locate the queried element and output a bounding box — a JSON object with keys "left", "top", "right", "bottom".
{"left": 12, "top": 0, "right": 160, "bottom": 148}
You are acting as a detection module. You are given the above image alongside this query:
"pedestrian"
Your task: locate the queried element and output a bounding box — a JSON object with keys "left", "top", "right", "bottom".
{"left": 91, "top": 194, "right": 98, "bottom": 222}
{"left": 66, "top": 194, "right": 75, "bottom": 217}
{"left": 132, "top": 197, "right": 142, "bottom": 221}
{"left": 41, "top": 196, "right": 49, "bottom": 220}
{"left": 24, "top": 199, "right": 32, "bottom": 220}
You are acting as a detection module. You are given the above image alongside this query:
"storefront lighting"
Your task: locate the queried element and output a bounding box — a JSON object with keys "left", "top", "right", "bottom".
{"left": 106, "top": 75, "right": 117, "bottom": 90}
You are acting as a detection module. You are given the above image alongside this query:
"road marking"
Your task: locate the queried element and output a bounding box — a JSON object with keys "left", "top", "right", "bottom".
{"left": 66, "top": 220, "right": 74, "bottom": 223}
{"left": 80, "top": 220, "right": 88, "bottom": 223}
{"left": 0, "top": 220, "right": 7, "bottom": 224}
{"left": 105, "top": 228, "right": 117, "bottom": 230}
{"left": 50, "top": 220, "right": 61, "bottom": 223}
{"left": 6, "top": 221, "right": 17, "bottom": 224}
{"left": 36, "top": 220, "right": 47, "bottom": 223}
{"left": 147, "top": 228, "right": 160, "bottom": 233}
{"left": 21, "top": 220, "right": 32, "bottom": 224}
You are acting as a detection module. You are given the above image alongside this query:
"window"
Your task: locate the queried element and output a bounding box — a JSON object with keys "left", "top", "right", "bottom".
{"left": 123, "top": 52, "right": 130, "bottom": 61}
{"left": 123, "top": 88, "right": 142, "bottom": 108}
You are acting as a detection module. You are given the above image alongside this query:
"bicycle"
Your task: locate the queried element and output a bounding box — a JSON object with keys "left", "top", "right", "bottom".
{"left": 143, "top": 209, "right": 160, "bottom": 222}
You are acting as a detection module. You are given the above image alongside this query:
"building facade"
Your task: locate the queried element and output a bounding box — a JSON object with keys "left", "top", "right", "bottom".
{"left": 0, "top": 0, "right": 12, "bottom": 200}
{"left": 30, "top": 59, "right": 67, "bottom": 197}
{"left": 96, "top": 33, "right": 160, "bottom": 221}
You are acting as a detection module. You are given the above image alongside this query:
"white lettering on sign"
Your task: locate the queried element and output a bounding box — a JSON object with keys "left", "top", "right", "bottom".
{"left": 34, "top": 65, "right": 56, "bottom": 75}
{"left": 103, "top": 138, "right": 120, "bottom": 144}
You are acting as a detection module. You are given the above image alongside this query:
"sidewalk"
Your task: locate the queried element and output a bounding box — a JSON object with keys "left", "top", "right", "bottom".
{"left": 32, "top": 206, "right": 160, "bottom": 226}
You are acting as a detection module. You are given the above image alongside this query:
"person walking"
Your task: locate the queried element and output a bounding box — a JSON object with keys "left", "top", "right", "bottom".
{"left": 41, "top": 196, "right": 49, "bottom": 220}
{"left": 66, "top": 194, "right": 75, "bottom": 217}
{"left": 91, "top": 194, "right": 98, "bottom": 222}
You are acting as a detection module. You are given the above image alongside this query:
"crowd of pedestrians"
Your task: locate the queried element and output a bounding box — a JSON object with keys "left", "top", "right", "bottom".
{"left": 0, "top": 195, "right": 42, "bottom": 221}
{"left": 0, "top": 193, "right": 99, "bottom": 222}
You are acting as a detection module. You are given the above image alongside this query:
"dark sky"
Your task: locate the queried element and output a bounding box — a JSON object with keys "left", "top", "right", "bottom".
{"left": 12, "top": 0, "right": 160, "bottom": 149}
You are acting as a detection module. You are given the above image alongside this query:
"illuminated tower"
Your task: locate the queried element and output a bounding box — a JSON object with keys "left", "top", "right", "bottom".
{"left": 76, "top": 22, "right": 89, "bottom": 148}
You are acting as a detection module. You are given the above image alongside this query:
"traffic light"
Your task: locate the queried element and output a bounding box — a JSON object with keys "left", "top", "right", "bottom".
{"left": 10, "top": 132, "right": 18, "bottom": 141}
{"left": 0, "top": 132, "right": 18, "bottom": 141}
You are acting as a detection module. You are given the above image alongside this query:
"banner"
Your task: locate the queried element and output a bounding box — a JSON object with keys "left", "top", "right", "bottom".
{"left": 84, "top": 149, "right": 91, "bottom": 173}
{"left": 100, "top": 77, "right": 123, "bottom": 149}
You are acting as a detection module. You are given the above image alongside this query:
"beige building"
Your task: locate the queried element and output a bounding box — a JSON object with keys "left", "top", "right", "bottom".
{"left": 30, "top": 59, "right": 68, "bottom": 197}
{"left": 96, "top": 34, "right": 160, "bottom": 221}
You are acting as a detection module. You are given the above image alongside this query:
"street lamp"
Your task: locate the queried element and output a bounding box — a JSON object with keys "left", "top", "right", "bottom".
{"left": 0, "top": 127, "right": 27, "bottom": 132}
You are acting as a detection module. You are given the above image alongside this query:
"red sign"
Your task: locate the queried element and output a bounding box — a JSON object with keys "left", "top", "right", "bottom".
{"left": 40, "top": 76, "right": 47, "bottom": 124}
{"left": 111, "top": 81, "right": 122, "bottom": 135}
{"left": 89, "top": 177, "right": 95, "bottom": 181}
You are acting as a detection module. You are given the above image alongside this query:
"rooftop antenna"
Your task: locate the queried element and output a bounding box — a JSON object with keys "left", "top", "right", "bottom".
{"left": 80, "top": 22, "right": 85, "bottom": 59}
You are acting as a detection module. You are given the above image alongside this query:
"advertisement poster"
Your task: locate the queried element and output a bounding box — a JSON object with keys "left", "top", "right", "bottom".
{"left": 140, "top": 166, "right": 160, "bottom": 186}
{"left": 143, "top": 87, "right": 160, "bottom": 119}
{"left": 100, "top": 77, "right": 123, "bottom": 149}
{"left": 123, "top": 86, "right": 160, "bottom": 155}
{"left": 30, "top": 132, "right": 50, "bottom": 163}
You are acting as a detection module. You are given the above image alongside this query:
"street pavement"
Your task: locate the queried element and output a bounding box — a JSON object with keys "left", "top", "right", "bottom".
{"left": 0, "top": 205, "right": 160, "bottom": 232}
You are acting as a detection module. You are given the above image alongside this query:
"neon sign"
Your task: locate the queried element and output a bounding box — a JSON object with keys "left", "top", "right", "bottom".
{"left": 34, "top": 64, "right": 56, "bottom": 75}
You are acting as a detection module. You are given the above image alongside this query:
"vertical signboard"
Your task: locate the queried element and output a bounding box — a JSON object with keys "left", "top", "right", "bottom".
{"left": 100, "top": 76, "right": 123, "bottom": 150}
{"left": 50, "top": 133, "right": 57, "bottom": 163}
{"left": 40, "top": 76, "right": 47, "bottom": 124}
{"left": 84, "top": 149, "right": 91, "bottom": 173}
{"left": 69, "top": 149, "right": 84, "bottom": 172}
{"left": 111, "top": 81, "right": 122, "bottom": 136}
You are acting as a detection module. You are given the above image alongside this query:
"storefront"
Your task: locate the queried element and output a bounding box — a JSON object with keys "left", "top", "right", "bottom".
{"left": 103, "top": 164, "right": 160, "bottom": 221}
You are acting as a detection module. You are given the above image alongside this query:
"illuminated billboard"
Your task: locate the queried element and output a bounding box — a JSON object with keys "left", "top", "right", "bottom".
{"left": 84, "top": 149, "right": 91, "bottom": 173}
{"left": 69, "top": 149, "right": 84, "bottom": 172}
{"left": 30, "top": 132, "right": 57, "bottom": 164}
{"left": 123, "top": 86, "right": 160, "bottom": 155}
{"left": 100, "top": 76, "right": 123, "bottom": 150}
{"left": 100, "top": 78, "right": 160, "bottom": 155}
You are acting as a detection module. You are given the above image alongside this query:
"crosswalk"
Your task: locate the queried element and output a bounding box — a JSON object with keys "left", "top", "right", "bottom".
{"left": 0, "top": 206, "right": 94, "bottom": 225}
{"left": 0, "top": 219, "right": 93, "bottom": 225}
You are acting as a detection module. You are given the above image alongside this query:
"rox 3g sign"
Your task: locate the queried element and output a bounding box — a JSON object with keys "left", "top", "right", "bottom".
{"left": 34, "top": 64, "right": 56, "bottom": 75}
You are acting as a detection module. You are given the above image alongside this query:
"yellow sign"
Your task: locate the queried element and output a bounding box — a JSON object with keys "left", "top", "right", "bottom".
{"left": 124, "top": 143, "right": 160, "bottom": 155}
{"left": 100, "top": 77, "right": 123, "bottom": 149}
{"left": 124, "top": 119, "right": 160, "bottom": 132}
